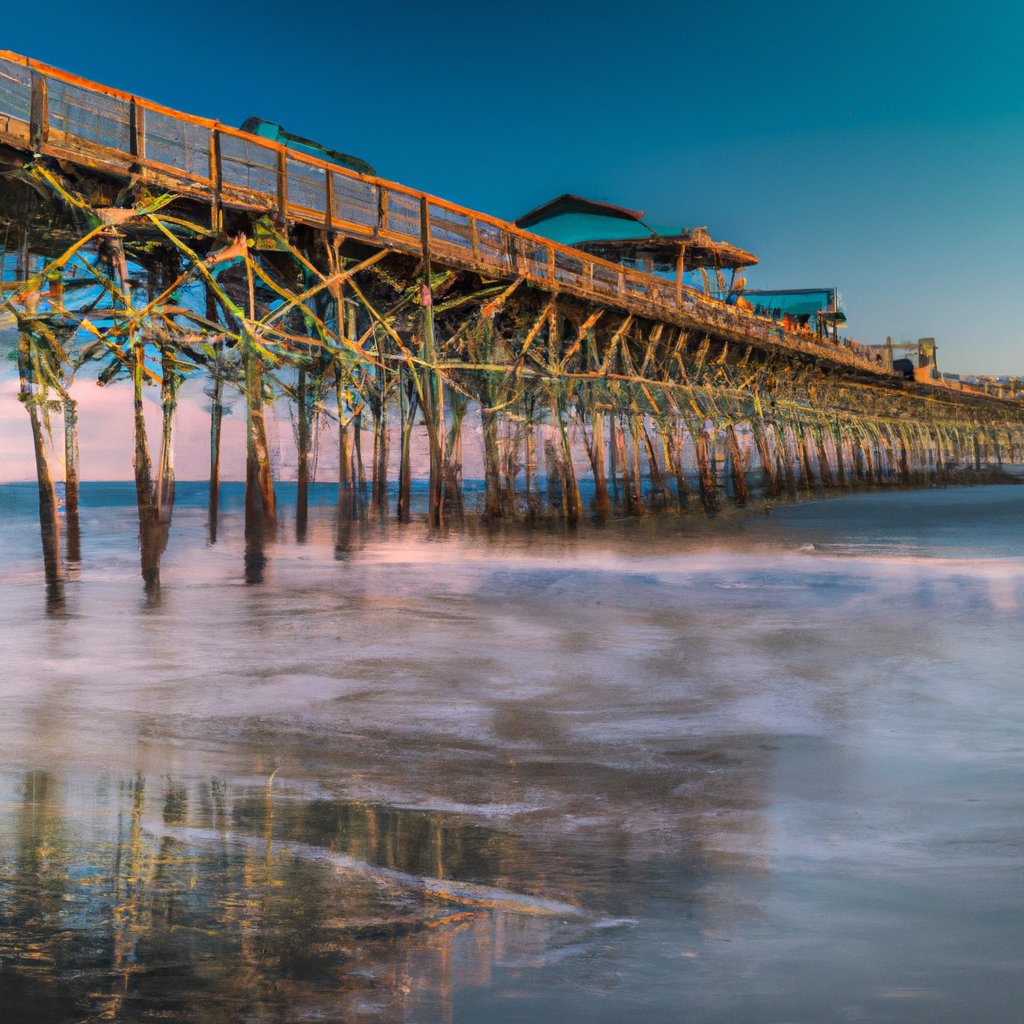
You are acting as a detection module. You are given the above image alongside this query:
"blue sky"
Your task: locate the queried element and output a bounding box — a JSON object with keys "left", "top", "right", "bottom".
{"left": 5, "top": 0, "right": 1024, "bottom": 373}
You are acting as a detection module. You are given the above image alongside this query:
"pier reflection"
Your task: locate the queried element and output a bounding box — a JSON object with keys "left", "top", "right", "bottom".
{"left": 0, "top": 771, "right": 623, "bottom": 1024}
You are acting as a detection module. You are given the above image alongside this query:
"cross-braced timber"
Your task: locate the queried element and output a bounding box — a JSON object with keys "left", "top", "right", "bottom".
{"left": 1, "top": 50, "right": 1022, "bottom": 607}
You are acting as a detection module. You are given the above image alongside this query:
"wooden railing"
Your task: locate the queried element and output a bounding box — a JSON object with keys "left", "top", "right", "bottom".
{"left": 0, "top": 49, "right": 880, "bottom": 374}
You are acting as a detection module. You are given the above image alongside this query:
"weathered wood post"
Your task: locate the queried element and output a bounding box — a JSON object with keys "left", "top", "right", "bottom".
{"left": 796, "top": 421, "right": 817, "bottom": 492}
{"left": 725, "top": 424, "right": 749, "bottom": 505}
{"left": 608, "top": 413, "right": 620, "bottom": 507}
{"left": 587, "top": 405, "right": 611, "bottom": 520}
{"left": 157, "top": 341, "right": 178, "bottom": 523}
{"left": 296, "top": 362, "right": 310, "bottom": 540}
{"left": 556, "top": 392, "right": 582, "bottom": 523}
{"left": 849, "top": 423, "right": 866, "bottom": 484}
{"left": 641, "top": 419, "right": 670, "bottom": 509}
{"left": 625, "top": 415, "right": 643, "bottom": 516}
{"left": 241, "top": 251, "right": 276, "bottom": 584}
{"left": 811, "top": 423, "right": 834, "bottom": 489}
{"left": 244, "top": 338, "right": 277, "bottom": 523}
{"left": 878, "top": 423, "right": 898, "bottom": 483}
{"left": 14, "top": 250, "right": 63, "bottom": 608}
{"left": 773, "top": 416, "right": 798, "bottom": 497}
{"left": 665, "top": 421, "right": 691, "bottom": 509}
{"left": 47, "top": 265, "right": 81, "bottom": 562}
{"left": 63, "top": 394, "right": 80, "bottom": 563}
{"left": 750, "top": 415, "right": 779, "bottom": 497}
{"left": 208, "top": 359, "right": 224, "bottom": 543}
{"left": 105, "top": 233, "right": 166, "bottom": 601}
{"left": 828, "top": 419, "right": 848, "bottom": 487}
{"left": 500, "top": 416, "right": 521, "bottom": 516}
{"left": 524, "top": 395, "right": 539, "bottom": 518}
{"left": 988, "top": 427, "right": 1003, "bottom": 469}
{"left": 691, "top": 417, "right": 720, "bottom": 515}
{"left": 131, "top": 337, "right": 163, "bottom": 600}
{"left": 543, "top": 433, "right": 564, "bottom": 515}
{"left": 397, "top": 373, "right": 418, "bottom": 524}
{"left": 443, "top": 387, "right": 467, "bottom": 522}
{"left": 419, "top": 197, "right": 444, "bottom": 529}
{"left": 480, "top": 367, "right": 504, "bottom": 520}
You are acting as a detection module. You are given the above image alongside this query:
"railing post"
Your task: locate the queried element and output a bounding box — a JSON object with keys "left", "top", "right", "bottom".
{"left": 211, "top": 128, "right": 222, "bottom": 232}
{"left": 29, "top": 70, "right": 48, "bottom": 153}
{"left": 548, "top": 245, "right": 555, "bottom": 285}
{"left": 276, "top": 148, "right": 287, "bottom": 218}
{"left": 325, "top": 170, "right": 334, "bottom": 232}
{"left": 129, "top": 98, "right": 144, "bottom": 159}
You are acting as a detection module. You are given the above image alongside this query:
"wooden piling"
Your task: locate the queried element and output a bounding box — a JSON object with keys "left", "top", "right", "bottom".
{"left": 627, "top": 415, "right": 644, "bottom": 516}
{"left": 15, "top": 269, "right": 63, "bottom": 608}
{"left": 797, "top": 421, "right": 817, "bottom": 492}
{"left": 157, "top": 342, "right": 178, "bottom": 524}
{"left": 827, "top": 419, "right": 847, "bottom": 488}
{"left": 482, "top": 402, "right": 503, "bottom": 520}
{"left": 693, "top": 421, "right": 720, "bottom": 515}
{"left": 608, "top": 413, "right": 620, "bottom": 507}
{"left": 63, "top": 395, "right": 80, "bottom": 562}
{"left": 750, "top": 415, "right": 779, "bottom": 497}
{"left": 132, "top": 341, "right": 163, "bottom": 599}
{"left": 296, "top": 364, "right": 310, "bottom": 539}
{"left": 244, "top": 342, "right": 277, "bottom": 525}
{"left": 208, "top": 366, "right": 223, "bottom": 542}
{"left": 443, "top": 387, "right": 467, "bottom": 522}
{"left": 641, "top": 418, "right": 670, "bottom": 509}
{"left": 558, "top": 402, "right": 582, "bottom": 523}
{"left": 811, "top": 423, "right": 834, "bottom": 489}
{"left": 725, "top": 424, "right": 748, "bottom": 505}
{"left": 397, "top": 373, "right": 418, "bottom": 524}
{"left": 665, "top": 422, "right": 690, "bottom": 509}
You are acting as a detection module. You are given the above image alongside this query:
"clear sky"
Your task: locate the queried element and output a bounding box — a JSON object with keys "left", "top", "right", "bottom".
{"left": 4, "top": 0, "right": 1024, "bottom": 374}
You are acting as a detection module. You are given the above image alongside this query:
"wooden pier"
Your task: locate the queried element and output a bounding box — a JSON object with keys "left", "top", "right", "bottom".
{"left": 1, "top": 49, "right": 1022, "bottom": 602}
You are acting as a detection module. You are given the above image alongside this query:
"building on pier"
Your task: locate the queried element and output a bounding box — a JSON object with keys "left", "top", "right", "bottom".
{"left": 736, "top": 288, "right": 846, "bottom": 341}
{"left": 514, "top": 194, "right": 757, "bottom": 293}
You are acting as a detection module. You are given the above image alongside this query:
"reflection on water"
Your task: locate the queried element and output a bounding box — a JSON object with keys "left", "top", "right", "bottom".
{"left": 1, "top": 482, "right": 1023, "bottom": 1022}
{"left": 0, "top": 772, "right": 621, "bottom": 1024}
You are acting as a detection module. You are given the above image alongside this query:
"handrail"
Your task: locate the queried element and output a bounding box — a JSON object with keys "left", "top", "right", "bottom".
{"left": 0, "top": 48, "right": 879, "bottom": 374}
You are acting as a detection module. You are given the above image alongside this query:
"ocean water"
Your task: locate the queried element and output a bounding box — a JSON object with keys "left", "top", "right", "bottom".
{"left": 0, "top": 483, "right": 1022, "bottom": 1023}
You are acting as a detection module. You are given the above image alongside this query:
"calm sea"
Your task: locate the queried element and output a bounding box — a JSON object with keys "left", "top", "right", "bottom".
{"left": 0, "top": 483, "right": 1022, "bottom": 1023}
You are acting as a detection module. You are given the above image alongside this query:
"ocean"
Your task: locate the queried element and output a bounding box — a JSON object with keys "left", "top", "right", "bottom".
{"left": 1, "top": 483, "right": 1022, "bottom": 1023}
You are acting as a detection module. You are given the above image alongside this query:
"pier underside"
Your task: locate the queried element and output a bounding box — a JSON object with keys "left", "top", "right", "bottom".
{"left": 1, "top": 49, "right": 1022, "bottom": 606}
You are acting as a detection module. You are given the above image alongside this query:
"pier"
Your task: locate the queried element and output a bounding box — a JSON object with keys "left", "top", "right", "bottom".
{"left": 2, "top": 49, "right": 1023, "bottom": 603}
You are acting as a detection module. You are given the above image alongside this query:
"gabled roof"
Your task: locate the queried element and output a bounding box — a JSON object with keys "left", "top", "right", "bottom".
{"left": 515, "top": 194, "right": 645, "bottom": 229}
{"left": 513, "top": 194, "right": 757, "bottom": 272}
